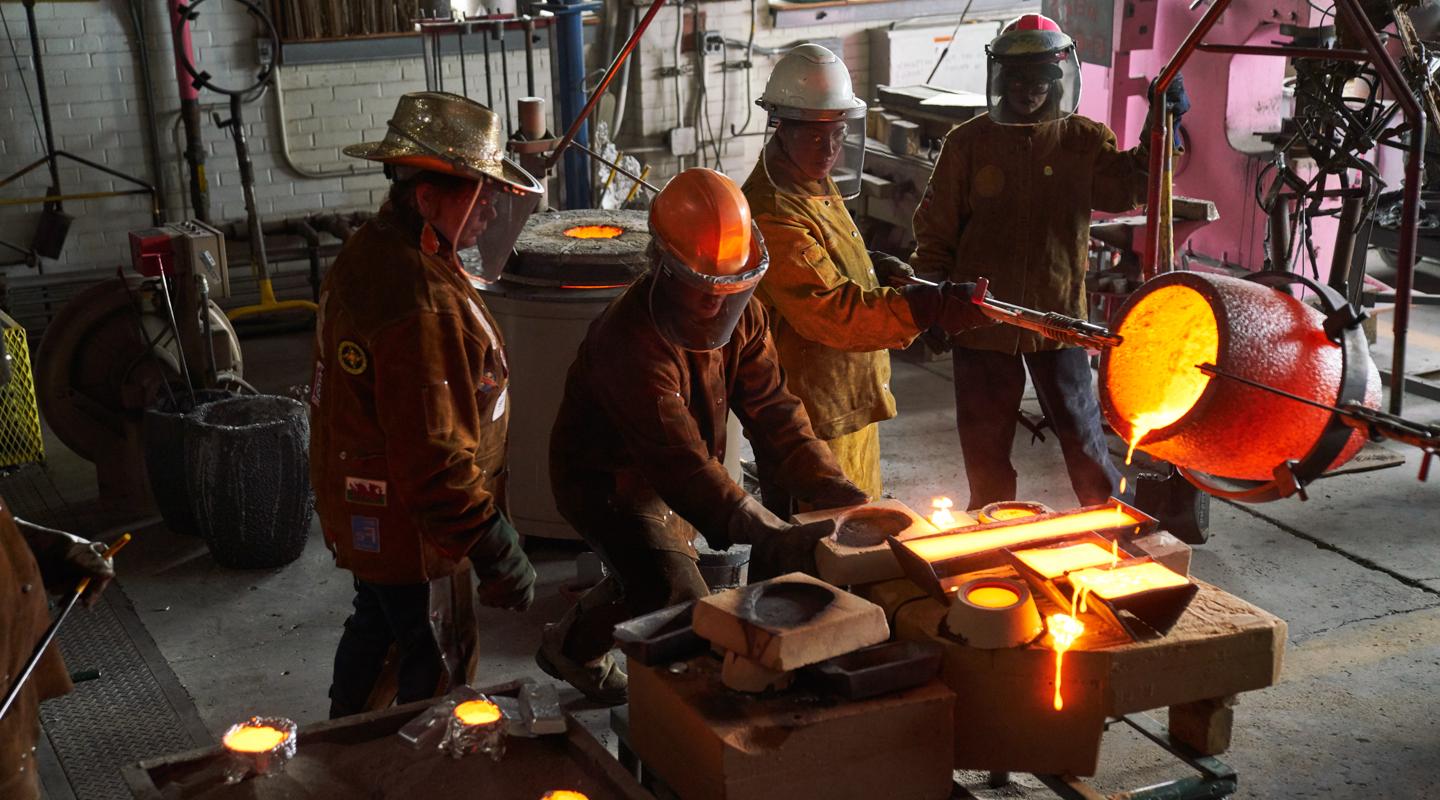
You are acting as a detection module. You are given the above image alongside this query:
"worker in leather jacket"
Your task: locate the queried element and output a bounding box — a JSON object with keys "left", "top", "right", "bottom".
{"left": 312, "top": 92, "right": 544, "bottom": 718}
{"left": 537, "top": 168, "right": 868, "bottom": 705}
{"left": 911, "top": 15, "right": 1188, "bottom": 509}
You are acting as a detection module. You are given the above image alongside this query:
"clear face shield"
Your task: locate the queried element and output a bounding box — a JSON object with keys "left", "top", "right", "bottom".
{"left": 762, "top": 115, "right": 867, "bottom": 201}
{"left": 985, "top": 50, "right": 1082, "bottom": 125}
{"left": 456, "top": 168, "right": 544, "bottom": 283}
{"left": 647, "top": 226, "right": 770, "bottom": 351}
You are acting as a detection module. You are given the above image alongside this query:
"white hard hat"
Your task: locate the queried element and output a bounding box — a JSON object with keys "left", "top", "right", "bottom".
{"left": 757, "top": 43, "right": 866, "bottom": 122}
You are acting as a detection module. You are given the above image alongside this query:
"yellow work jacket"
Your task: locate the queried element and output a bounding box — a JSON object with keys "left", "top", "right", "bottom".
{"left": 742, "top": 159, "right": 921, "bottom": 440}
{"left": 911, "top": 113, "right": 1148, "bottom": 353}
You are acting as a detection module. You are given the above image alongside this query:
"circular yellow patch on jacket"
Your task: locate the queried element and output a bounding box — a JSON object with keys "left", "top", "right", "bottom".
{"left": 338, "top": 341, "right": 368, "bottom": 375}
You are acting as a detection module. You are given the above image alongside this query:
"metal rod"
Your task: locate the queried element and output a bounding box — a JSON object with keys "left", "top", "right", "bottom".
{"left": 545, "top": 0, "right": 669, "bottom": 171}
{"left": 1144, "top": 0, "right": 1232, "bottom": 279}
{"left": 481, "top": 18, "right": 493, "bottom": 108}
{"left": 0, "top": 534, "right": 132, "bottom": 722}
{"left": 523, "top": 15, "right": 536, "bottom": 97}
{"left": 497, "top": 20, "right": 512, "bottom": 132}
{"left": 571, "top": 140, "right": 658, "bottom": 192}
{"left": 1195, "top": 42, "right": 1368, "bottom": 60}
{"left": 23, "top": 0, "right": 63, "bottom": 206}
{"left": 458, "top": 24, "right": 468, "bottom": 98}
{"left": 1335, "top": 0, "right": 1422, "bottom": 415}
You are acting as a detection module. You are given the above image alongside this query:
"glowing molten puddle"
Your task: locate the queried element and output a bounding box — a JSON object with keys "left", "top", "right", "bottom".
{"left": 542, "top": 792, "right": 590, "bottom": 800}
{"left": 223, "top": 725, "right": 290, "bottom": 753}
{"left": 563, "top": 225, "right": 625, "bottom": 240}
{"left": 904, "top": 507, "right": 1144, "bottom": 563}
{"left": 966, "top": 585, "right": 1021, "bottom": 608}
{"left": 454, "top": 699, "right": 503, "bottom": 726}
{"left": 1015, "top": 542, "right": 1118, "bottom": 579}
{"left": 1046, "top": 613, "right": 1086, "bottom": 711}
{"left": 1068, "top": 561, "right": 1188, "bottom": 600}
{"left": 1106, "top": 285, "right": 1220, "bottom": 463}
{"left": 990, "top": 507, "right": 1039, "bottom": 521}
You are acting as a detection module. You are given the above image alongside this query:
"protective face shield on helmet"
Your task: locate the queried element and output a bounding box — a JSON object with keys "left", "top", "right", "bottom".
{"left": 761, "top": 116, "right": 867, "bottom": 201}
{"left": 985, "top": 21, "right": 1082, "bottom": 125}
{"left": 756, "top": 43, "right": 867, "bottom": 200}
{"left": 647, "top": 225, "right": 769, "bottom": 351}
{"left": 455, "top": 169, "right": 543, "bottom": 283}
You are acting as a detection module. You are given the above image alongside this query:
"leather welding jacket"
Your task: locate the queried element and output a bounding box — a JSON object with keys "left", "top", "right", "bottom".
{"left": 742, "top": 158, "right": 921, "bottom": 440}
{"left": 310, "top": 204, "right": 512, "bottom": 585}
{"left": 0, "top": 502, "right": 72, "bottom": 800}
{"left": 911, "top": 113, "right": 1148, "bottom": 353}
{"left": 549, "top": 272, "right": 850, "bottom": 556}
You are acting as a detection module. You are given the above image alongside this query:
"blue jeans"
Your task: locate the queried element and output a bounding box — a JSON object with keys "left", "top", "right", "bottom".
{"left": 951, "top": 346, "right": 1121, "bottom": 510}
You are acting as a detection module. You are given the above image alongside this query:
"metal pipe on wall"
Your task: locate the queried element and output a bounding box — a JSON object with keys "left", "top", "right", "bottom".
{"left": 127, "top": 0, "right": 169, "bottom": 221}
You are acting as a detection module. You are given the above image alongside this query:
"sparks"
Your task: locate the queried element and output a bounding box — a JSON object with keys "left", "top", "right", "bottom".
{"left": 929, "top": 496, "right": 957, "bottom": 529}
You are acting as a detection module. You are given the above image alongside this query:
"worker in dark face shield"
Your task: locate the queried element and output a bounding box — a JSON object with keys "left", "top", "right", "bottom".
{"left": 911, "top": 14, "right": 1189, "bottom": 510}
{"left": 743, "top": 43, "right": 990, "bottom": 508}
{"left": 312, "top": 92, "right": 543, "bottom": 719}
{"left": 539, "top": 168, "right": 868, "bottom": 705}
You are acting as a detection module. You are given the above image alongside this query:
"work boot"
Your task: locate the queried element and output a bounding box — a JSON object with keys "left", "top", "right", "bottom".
{"left": 535, "top": 619, "right": 628, "bottom": 706}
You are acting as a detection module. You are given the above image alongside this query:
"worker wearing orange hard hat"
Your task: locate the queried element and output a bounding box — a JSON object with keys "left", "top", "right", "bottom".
{"left": 743, "top": 43, "right": 990, "bottom": 509}
{"left": 539, "top": 168, "right": 866, "bottom": 705}
{"left": 911, "top": 14, "right": 1189, "bottom": 509}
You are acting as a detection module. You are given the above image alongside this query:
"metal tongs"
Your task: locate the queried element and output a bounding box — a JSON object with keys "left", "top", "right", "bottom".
{"left": 969, "top": 277, "right": 1124, "bottom": 350}
{"left": 1198, "top": 362, "right": 1440, "bottom": 481}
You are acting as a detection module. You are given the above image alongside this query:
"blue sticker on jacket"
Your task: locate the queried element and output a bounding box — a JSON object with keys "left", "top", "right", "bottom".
{"left": 351, "top": 516, "right": 380, "bottom": 553}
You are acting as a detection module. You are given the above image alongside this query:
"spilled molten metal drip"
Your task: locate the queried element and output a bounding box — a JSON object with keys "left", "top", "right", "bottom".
{"left": 929, "top": 496, "right": 957, "bottom": 529}
{"left": 223, "top": 724, "right": 290, "bottom": 754}
{"left": 1046, "top": 613, "right": 1086, "bottom": 711}
{"left": 562, "top": 225, "right": 625, "bottom": 240}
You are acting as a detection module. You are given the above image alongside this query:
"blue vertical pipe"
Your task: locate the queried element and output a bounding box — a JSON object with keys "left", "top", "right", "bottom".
{"left": 555, "top": 0, "right": 592, "bottom": 208}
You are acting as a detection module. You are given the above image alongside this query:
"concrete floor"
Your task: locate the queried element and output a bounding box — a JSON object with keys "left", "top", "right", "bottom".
{"left": 35, "top": 304, "right": 1440, "bottom": 799}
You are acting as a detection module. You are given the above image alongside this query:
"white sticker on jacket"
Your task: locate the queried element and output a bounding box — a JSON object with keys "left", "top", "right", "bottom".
{"left": 492, "top": 388, "right": 507, "bottom": 421}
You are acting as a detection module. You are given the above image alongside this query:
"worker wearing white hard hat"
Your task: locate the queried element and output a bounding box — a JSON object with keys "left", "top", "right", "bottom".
{"left": 743, "top": 43, "right": 988, "bottom": 509}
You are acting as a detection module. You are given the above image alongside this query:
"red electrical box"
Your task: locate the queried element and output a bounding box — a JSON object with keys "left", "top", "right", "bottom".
{"left": 129, "top": 228, "right": 176, "bottom": 277}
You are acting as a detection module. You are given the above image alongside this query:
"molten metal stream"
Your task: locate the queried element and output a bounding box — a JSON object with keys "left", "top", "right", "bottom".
{"left": 905, "top": 507, "right": 1143, "bottom": 563}
{"left": 1046, "top": 613, "right": 1086, "bottom": 711}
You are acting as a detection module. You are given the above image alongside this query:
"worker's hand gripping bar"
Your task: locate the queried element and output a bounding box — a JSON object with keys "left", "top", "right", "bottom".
{"left": 969, "top": 277, "right": 1124, "bottom": 350}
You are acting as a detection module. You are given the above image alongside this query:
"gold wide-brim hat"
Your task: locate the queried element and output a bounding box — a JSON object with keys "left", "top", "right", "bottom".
{"left": 344, "top": 91, "right": 541, "bottom": 195}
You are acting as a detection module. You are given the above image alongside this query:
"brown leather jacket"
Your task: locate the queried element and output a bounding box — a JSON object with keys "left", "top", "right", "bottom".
{"left": 743, "top": 156, "right": 920, "bottom": 440}
{"left": 550, "top": 273, "right": 848, "bottom": 555}
{"left": 310, "top": 205, "right": 511, "bottom": 585}
{"left": 911, "top": 113, "right": 1147, "bottom": 353}
{"left": 0, "top": 503, "right": 71, "bottom": 800}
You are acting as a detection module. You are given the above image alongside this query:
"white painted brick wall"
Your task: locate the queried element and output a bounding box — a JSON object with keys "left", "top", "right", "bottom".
{"left": 2, "top": 0, "right": 967, "bottom": 272}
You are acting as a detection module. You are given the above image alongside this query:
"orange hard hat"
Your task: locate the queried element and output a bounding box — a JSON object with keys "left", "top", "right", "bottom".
{"left": 649, "top": 168, "right": 754, "bottom": 277}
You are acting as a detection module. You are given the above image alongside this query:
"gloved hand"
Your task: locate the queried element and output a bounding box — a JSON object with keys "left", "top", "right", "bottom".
{"left": 1147, "top": 72, "right": 1189, "bottom": 151}
{"left": 869, "top": 251, "right": 916, "bottom": 286}
{"left": 19, "top": 519, "right": 115, "bottom": 608}
{"left": 803, "top": 479, "right": 868, "bottom": 511}
{"left": 469, "top": 512, "right": 537, "bottom": 611}
{"left": 725, "top": 496, "right": 837, "bottom": 582}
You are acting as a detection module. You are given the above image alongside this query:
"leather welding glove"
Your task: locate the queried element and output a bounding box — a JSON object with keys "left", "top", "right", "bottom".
{"left": 936, "top": 282, "right": 994, "bottom": 334}
{"left": 726, "top": 495, "right": 838, "bottom": 582}
{"left": 803, "top": 479, "right": 869, "bottom": 511}
{"left": 869, "top": 251, "right": 916, "bottom": 286}
{"left": 469, "top": 512, "right": 537, "bottom": 612}
{"left": 1147, "top": 72, "right": 1190, "bottom": 151}
{"left": 18, "top": 518, "right": 115, "bottom": 608}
